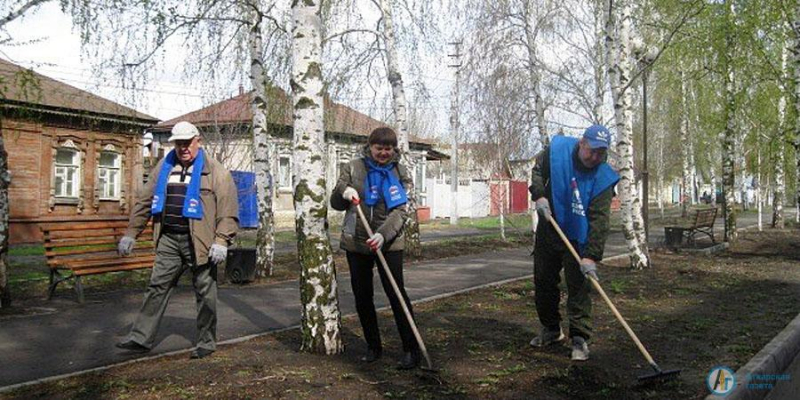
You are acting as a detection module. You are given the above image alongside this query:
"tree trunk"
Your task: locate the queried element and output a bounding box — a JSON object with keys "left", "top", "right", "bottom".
{"left": 606, "top": 0, "right": 649, "bottom": 268}
{"left": 249, "top": 5, "right": 275, "bottom": 278}
{"left": 722, "top": 0, "right": 737, "bottom": 241}
{"left": 680, "top": 69, "right": 691, "bottom": 217}
{"left": 795, "top": 0, "right": 800, "bottom": 224}
{"left": 291, "top": 0, "right": 343, "bottom": 355}
{"left": 523, "top": 1, "right": 548, "bottom": 147}
{"left": 379, "top": 0, "right": 420, "bottom": 256}
{"left": 593, "top": 0, "right": 606, "bottom": 123}
{"left": 773, "top": 29, "right": 788, "bottom": 229}
{"left": 0, "top": 125, "right": 10, "bottom": 308}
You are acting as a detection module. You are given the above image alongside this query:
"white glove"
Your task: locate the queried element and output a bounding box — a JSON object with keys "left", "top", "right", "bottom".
{"left": 343, "top": 187, "right": 360, "bottom": 205}
{"left": 118, "top": 236, "right": 135, "bottom": 256}
{"left": 580, "top": 258, "right": 599, "bottom": 281}
{"left": 209, "top": 243, "right": 228, "bottom": 265}
{"left": 535, "top": 197, "right": 551, "bottom": 219}
{"left": 366, "top": 233, "right": 384, "bottom": 252}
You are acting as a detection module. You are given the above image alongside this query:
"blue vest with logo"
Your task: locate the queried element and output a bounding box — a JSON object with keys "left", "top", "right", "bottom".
{"left": 549, "top": 136, "right": 619, "bottom": 252}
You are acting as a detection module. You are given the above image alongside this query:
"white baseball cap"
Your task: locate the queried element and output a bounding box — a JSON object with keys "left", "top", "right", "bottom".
{"left": 168, "top": 121, "right": 200, "bottom": 142}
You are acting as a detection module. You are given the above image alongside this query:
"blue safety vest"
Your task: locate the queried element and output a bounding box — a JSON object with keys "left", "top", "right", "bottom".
{"left": 549, "top": 136, "right": 619, "bottom": 252}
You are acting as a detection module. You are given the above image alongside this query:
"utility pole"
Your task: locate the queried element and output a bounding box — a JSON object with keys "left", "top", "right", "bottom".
{"left": 448, "top": 40, "right": 462, "bottom": 225}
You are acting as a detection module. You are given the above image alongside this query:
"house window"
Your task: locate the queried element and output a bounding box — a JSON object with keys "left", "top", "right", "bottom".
{"left": 54, "top": 148, "right": 80, "bottom": 198}
{"left": 337, "top": 161, "right": 349, "bottom": 179}
{"left": 278, "top": 155, "right": 292, "bottom": 189}
{"left": 98, "top": 151, "right": 122, "bottom": 199}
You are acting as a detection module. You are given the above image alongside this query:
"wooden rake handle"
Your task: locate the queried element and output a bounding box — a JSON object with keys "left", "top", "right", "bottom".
{"left": 545, "top": 213, "right": 658, "bottom": 368}
{"left": 353, "top": 203, "right": 433, "bottom": 370}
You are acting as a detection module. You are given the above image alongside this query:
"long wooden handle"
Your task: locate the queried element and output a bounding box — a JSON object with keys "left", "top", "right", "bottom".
{"left": 546, "top": 214, "right": 657, "bottom": 367}
{"left": 354, "top": 203, "right": 433, "bottom": 369}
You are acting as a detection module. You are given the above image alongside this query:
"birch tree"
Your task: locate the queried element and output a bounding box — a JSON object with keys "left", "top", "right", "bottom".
{"left": 722, "top": 0, "right": 737, "bottom": 241}
{"left": 774, "top": 34, "right": 788, "bottom": 229}
{"left": 680, "top": 68, "right": 693, "bottom": 217}
{"left": 606, "top": 0, "right": 649, "bottom": 268}
{"left": 794, "top": 1, "right": 800, "bottom": 222}
{"left": 249, "top": 3, "right": 276, "bottom": 277}
{"left": 291, "top": 0, "right": 343, "bottom": 355}
{"left": 378, "top": 0, "right": 420, "bottom": 256}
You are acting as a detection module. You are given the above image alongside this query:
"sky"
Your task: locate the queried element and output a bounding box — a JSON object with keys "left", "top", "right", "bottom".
{"left": 0, "top": 1, "right": 455, "bottom": 137}
{"left": 0, "top": 2, "right": 255, "bottom": 121}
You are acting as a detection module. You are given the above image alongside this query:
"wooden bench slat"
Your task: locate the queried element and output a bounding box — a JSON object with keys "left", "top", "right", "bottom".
{"left": 44, "top": 229, "right": 154, "bottom": 243}
{"left": 47, "top": 251, "right": 155, "bottom": 266}
{"left": 57, "top": 255, "right": 156, "bottom": 270}
{"left": 41, "top": 221, "right": 133, "bottom": 231}
{"left": 74, "top": 263, "right": 155, "bottom": 276}
{"left": 45, "top": 243, "right": 154, "bottom": 258}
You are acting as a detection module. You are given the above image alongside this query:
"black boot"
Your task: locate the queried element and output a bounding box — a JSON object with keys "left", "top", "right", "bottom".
{"left": 398, "top": 350, "right": 420, "bottom": 370}
{"left": 361, "top": 348, "right": 382, "bottom": 363}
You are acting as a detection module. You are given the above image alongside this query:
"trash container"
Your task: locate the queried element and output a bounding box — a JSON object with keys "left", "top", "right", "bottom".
{"left": 664, "top": 227, "right": 684, "bottom": 249}
{"left": 225, "top": 248, "right": 257, "bottom": 284}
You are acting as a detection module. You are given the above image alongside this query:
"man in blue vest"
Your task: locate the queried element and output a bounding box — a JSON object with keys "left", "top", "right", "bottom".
{"left": 528, "top": 125, "right": 619, "bottom": 361}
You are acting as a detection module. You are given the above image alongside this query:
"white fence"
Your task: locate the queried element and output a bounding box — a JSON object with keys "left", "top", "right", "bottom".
{"left": 426, "top": 178, "right": 491, "bottom": 219}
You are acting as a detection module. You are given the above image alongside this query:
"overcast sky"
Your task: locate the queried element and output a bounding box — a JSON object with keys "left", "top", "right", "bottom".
{"left": 0, "top": 1, "right": 455, "bottom": 138}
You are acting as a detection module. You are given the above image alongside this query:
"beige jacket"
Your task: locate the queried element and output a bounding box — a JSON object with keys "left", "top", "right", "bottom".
{"left": 125, "top": 150, "right": 239, "bottom": 265}
{"left": 330, "top": 147, "right": 411, "bottom": 254}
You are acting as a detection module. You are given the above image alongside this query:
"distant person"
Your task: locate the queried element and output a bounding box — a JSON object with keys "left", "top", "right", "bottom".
{"left": 116, "top": 121, "right": 239, "bottom": 359}
{"left": 528, "top": 125, "right": 619, "bottom": 361}
{"left": 330, "top": 127, "right": 421, "bottom": 369}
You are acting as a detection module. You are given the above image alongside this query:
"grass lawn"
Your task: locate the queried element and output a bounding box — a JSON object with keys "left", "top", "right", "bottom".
{"left": 5, "top": 229, "right": 800, "bottom": 399}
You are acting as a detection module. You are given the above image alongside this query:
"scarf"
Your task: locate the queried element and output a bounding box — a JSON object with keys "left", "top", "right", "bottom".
{"left": 151, "top": 148, "right": 205, "bottom": 219}
{"left": 363, "top": 158, "right": 408, "bottom": 209}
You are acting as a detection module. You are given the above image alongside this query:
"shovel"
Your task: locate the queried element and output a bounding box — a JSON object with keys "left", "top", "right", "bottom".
{"left": 353, "top": 202, "right": 434, "bottom": 371}
{"left": 544, "top": 213, "right": 681, "bottom": 383}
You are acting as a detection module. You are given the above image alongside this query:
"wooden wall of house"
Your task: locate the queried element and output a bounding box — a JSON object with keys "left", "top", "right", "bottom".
{"left": 3, "top": 118, "right": 144, "bottom": 243}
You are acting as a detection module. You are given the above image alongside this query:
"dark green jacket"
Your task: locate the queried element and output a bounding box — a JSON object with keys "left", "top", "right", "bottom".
{"left": 529, "top": 145, "right": 614, "bottom": 261}
{"left": 330, "top": 146, "right": 411, "bottom": 254}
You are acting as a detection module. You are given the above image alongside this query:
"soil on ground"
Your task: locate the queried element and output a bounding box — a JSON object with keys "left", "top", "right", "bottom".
{"left": 4, "top": 229, "right": 800, "bottom": 399}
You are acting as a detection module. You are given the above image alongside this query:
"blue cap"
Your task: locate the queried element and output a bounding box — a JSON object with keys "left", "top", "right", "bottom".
{"left": 583, "top": 125, "right": 611, "bottom": 149}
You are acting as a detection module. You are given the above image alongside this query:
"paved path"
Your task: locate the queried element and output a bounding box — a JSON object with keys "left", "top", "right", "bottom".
{"left": 0, "top": 211, "right": 773, "bottom": 389}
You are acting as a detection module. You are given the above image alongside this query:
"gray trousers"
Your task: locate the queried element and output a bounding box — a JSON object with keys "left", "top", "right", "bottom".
{"left": 126, "top": 232, "right": 217, "bottom": 351}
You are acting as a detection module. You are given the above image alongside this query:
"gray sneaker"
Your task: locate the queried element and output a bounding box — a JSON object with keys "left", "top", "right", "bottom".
{"left": 571, "top": 336, "right": 589, "bottom": 361}
{"left": 529, "top": 326, "right": 566, "bottom": 347}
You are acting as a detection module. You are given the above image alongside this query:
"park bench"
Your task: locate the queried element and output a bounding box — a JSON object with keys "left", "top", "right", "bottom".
{"left": 664, "top": 207, "right": 718, "bottom": 249}
{"left": 41, "top": 220, "right": 155, "bottom": 303}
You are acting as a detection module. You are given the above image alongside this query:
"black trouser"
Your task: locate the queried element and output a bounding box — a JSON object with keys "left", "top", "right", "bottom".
{"left": 347, "top": 250, "right": 418, "bottom": 353}
{"left": 534, "top": 232, "right": 593, "bottom": 340}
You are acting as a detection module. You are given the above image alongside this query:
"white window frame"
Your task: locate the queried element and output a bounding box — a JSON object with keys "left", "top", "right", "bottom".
{"left": 98, "top": 151, "right": 122, "bottom": 200}
{"left": 54, "top": 148, "right": 81, "bottom": 198}
{"left": 278, "top": 155, "right": 292, "bottom": 190}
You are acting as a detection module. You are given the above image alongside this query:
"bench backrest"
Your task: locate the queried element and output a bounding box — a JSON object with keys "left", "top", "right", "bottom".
{"left": 693, "top": 208, "right": 717, "bottom": 228}
{"left": 41, "top": 221, "right": 154, "bottom": 269}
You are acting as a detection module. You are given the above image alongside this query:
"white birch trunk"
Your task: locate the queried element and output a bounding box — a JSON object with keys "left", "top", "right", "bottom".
{"left": 524, "top": 1, "right": 548, "bottom": 146}
{"left": 0, "top": 130, "right": 9, "bottom": 308}
{"left": 773, "top": 30, "right": 788, "bottom": 228}
{"left": 794, "top": 1, "right": 800, "bottom": 223}
{"left": 291, "top": 0, "right": 343, "bottom": 355}
{"left": 593, "top": 0, "right": 606, "bottom": 123}
{"left": 680, "top": 69, "right": 691, "bottom": 217}
{"left": 379, "top": 0, "right": 420, "bottom": 256}
{"left": 249, "top": 6, "right": 275, "bottom": 278}
{"left": 606, "top": 0, "right": 649, "bottom": 268}
{"left": 722, "top": 0, "right": 737, "bottom": 241}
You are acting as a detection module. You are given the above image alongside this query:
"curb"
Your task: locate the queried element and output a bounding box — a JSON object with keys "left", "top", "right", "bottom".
{"left": 682, "top": 242, "right": 729, "bottom": 256}
{"left": 705, "top": 312, "right": 800, "bottom": 400}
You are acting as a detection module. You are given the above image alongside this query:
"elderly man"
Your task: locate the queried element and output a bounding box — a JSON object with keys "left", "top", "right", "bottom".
{"left": 116, "top": 121, "right": 239, "bottom": 359}
{"left": 528, "top": 125, "right": 619, "bottom": 361}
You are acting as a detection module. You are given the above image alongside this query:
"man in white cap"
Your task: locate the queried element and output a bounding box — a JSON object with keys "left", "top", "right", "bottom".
{"left": 116, "top": 121, "right": 239, "bottom": 359}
